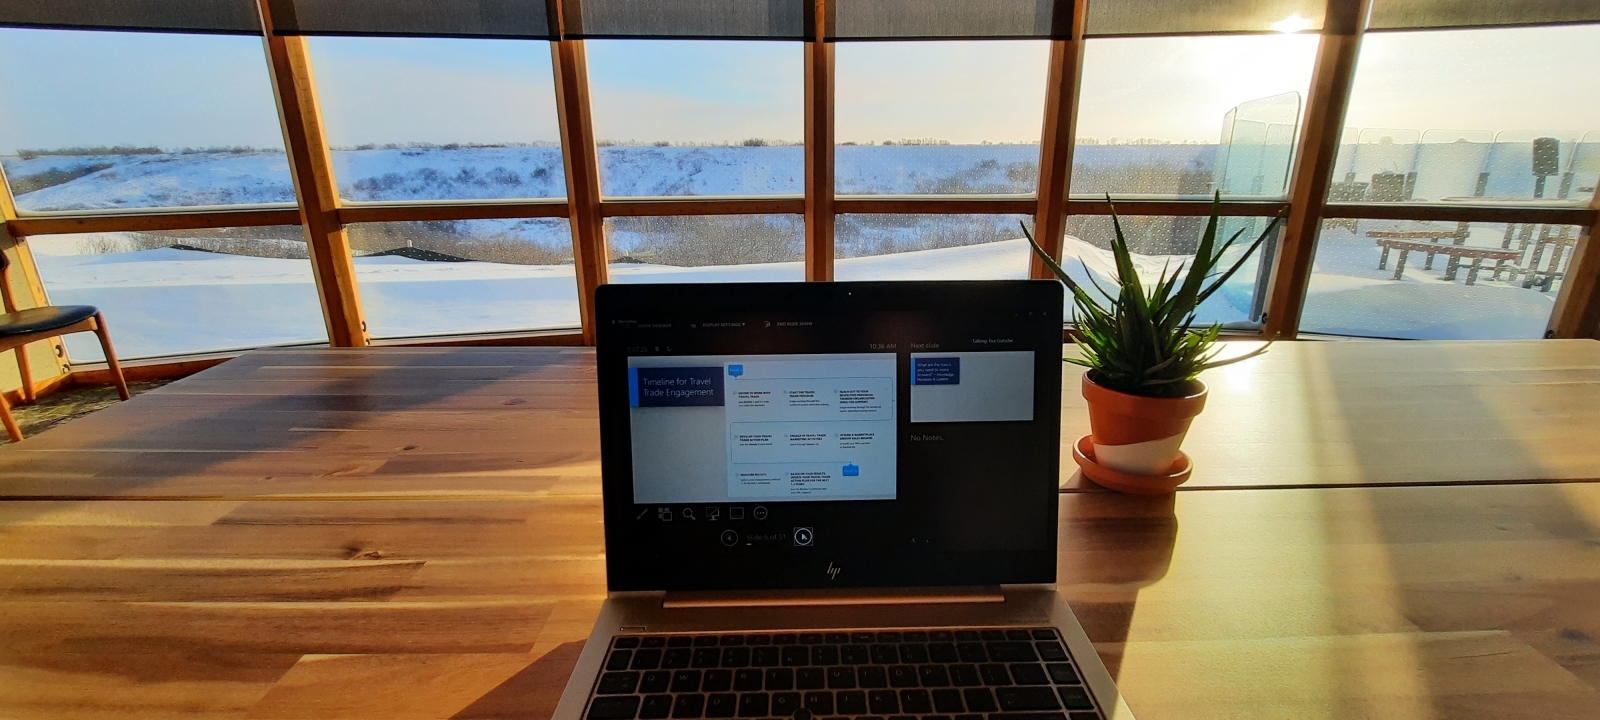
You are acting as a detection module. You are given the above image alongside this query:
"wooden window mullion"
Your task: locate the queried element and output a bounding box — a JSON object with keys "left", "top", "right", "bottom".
{"left": 257, "top": 1, "right": 368, "bottom": 347}
{"left": 551, "top": 38, "right": 608, "bottom": 345}
{"left": 1547, "top": 187, "right": 1600, "bottom": 339}
{"left": 1031, "top": 0, "right": 1090, "bottom": 280}
{"left": 804, "top": 0, "right": 835, "bottom": 281}
{"left": 1261, "top": 0, "right": 1370, "bottom": 339}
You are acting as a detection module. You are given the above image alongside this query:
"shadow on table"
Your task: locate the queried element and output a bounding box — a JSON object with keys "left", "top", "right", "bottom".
{"left": 1312, "top": 342, "right": 1600, "bottom": 717}
{"left": 1057, "top": 486, "right": 1178, "bottom": 680}
{"left": 455, "top": 641, "right": 587, "bottom": 720}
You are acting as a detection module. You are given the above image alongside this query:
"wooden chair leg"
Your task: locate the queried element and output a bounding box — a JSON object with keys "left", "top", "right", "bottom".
{"left": 0, "top": 387, "right": 22, "bottom": 442}
{"left": 91, "top": 313, "right": 131, "bottom": 401}
{"left": 14, "top": 343, "right": 32, "bottom": 404}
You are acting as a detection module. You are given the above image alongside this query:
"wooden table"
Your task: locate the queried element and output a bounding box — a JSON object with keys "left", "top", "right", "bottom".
{"left": 1, "top": 340, "right": 1599, "bottom": 720}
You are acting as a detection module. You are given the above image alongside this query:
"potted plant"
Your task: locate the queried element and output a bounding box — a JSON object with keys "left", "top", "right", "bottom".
{"left": 1022, "top": 194, "right": 1283, "bottom": 494}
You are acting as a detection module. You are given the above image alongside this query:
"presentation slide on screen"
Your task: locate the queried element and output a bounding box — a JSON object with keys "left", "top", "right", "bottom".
{"left": 628, "top": 354, "right": 897, "bottom": 504}
{"left": 908, "top": 351, "right": 1035, "bottom": 423}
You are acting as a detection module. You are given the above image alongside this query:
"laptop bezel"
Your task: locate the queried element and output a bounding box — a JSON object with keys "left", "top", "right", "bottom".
{"left": 595, "top": 280, "right": 1064, "bottom": 593}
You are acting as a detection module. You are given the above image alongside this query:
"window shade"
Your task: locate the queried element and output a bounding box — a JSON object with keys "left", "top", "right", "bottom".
{"left": 1368, "top": 0, "right": 1600, "bottom": 30}
{"left": 0, "top": 0, "right": 262, "bottom": 35}
{"left": 563, "top": 0, "right": 810, "bottom": 39}
{"left": 1086, "top": 0, "right": 1327, "bottom": 36}
{"left": 268, "top": 0, "right": 554, "bottom": 39}
{"left": 827, "top": 0, "right": 1072, "bottom": 40}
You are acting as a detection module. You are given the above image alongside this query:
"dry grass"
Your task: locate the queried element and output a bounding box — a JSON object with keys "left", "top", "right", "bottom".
{"left": 3, "top": 380, "right": 171, "bottom": 444}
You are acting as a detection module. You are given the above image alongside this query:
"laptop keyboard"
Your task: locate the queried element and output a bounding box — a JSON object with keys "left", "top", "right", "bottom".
{"left": 583, "top": 628, "right": 1103, "bottom": 720}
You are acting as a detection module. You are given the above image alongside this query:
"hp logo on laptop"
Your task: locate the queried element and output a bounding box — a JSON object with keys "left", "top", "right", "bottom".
{"left": 825, "top": 562, "right": 840, "bottom": 580}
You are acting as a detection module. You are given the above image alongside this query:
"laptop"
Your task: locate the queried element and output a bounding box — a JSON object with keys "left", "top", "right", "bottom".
{"left": 554, "top": 281, "right": 1132, "bottom": 720}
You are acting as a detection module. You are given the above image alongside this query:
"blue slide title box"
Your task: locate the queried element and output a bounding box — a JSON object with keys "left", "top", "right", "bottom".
{"left": 630, "top": 367, "right": 725, "bottom": 407}
{"left": 912, "top": 357, "right": 960, "bottom": 385}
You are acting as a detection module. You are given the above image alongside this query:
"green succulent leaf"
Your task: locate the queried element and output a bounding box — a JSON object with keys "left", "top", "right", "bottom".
{"left": 1026, "top": 190, "right": 1277, "bottom": 397}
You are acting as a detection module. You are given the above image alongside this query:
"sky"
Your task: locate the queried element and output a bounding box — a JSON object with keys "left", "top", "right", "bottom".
{"left": 0, "top": 23, "right": 1596, "bottom": 154}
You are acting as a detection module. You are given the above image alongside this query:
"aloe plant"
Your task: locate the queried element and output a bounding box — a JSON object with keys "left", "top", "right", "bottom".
{"left": 1024, "top": 193, "right": 1284, "bottom": 398}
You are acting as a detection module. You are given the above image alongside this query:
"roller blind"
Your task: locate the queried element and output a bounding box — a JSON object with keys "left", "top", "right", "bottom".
{"left": 563, "top": 0, "right": 810, "bottom": 39}
{"left": 1086, "top": 0, "right": 1327, "bottom": 36}
{"left": 268, "top": 0, "right": 555, "bottom": 39}
{"left": 1368, "top": 0, "right": 1600, "bottom": 30}
{"left": 0, "top": 0, "right": 262, "bottom": 35}
{"left": 826, "top": 0, "right": 1073, "bottom": 40}
{"left": 10, "top": 0, "right": 1595, "bottom": 40}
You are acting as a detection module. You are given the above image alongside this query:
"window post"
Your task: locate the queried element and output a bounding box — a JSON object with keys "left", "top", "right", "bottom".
{"left": 1546, "top": 186, "right": 1600, "bottom": 339}
{"left": 1261, "top": 0, "right": 1370, "bottom": 339}
{"left": 551, "top": 37, "right": 609, "bottom": 344}
{"left": 257, "top": 1, "right": 368, "bottom": 347}
{"left": 1031, "top": 0, "right": 1089, "bottom": 281}
{"left": 804, "top": 0, "right": 835, "bottom": 281}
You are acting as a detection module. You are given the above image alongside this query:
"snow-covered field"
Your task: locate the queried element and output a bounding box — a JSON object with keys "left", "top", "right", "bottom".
{"left": 31, "top": 219, "right": 1560, "bottom": 363}
{"left": 4, "top": 143, "right": 1572, "bottom": 361}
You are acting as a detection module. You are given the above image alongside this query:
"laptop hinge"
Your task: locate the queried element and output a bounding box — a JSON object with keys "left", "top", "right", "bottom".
{"left": 661, "top": 586, "right": 1005, "bottom": 609}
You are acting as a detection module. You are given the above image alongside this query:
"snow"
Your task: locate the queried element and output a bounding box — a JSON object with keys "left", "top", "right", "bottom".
{"left": 1300, "top": 222, "right": 1558, "bottom": 339}
{"left": 6, "top": 152, "right": 295, "bottom": 210}
{"left": 28, "top": 236, "right": 1038, "bottom": 361}
{"left": 337, "top": 146, "right": 566, "bottom": 201}
{"left": 6, "top": 143, "right": 1573, "bottom": 362}
{"left": 1, "top": 144, "right": 1213, "bottom": 211}
{"left": 31, "top": 218, "right": 1562, "bottom": 364}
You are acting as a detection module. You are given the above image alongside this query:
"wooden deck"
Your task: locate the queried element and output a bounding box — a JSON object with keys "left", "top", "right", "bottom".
{"left": 1, "top": 341, "right": 1598, "bottom": 719}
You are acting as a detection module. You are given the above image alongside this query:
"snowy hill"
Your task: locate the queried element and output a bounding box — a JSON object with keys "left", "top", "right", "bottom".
{"left": 3, "top": 144, "right": 1219, "bottom": 211}
{"left": 7, "top": 143, "right": 1567, "bottom": 361}
{"left": 5, "top": 151, "right": 295, "bottom": 210}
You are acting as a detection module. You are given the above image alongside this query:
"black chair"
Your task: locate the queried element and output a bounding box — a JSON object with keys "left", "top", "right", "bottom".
{"left": 0, "top": 249, "right": 128, "bottom": 442}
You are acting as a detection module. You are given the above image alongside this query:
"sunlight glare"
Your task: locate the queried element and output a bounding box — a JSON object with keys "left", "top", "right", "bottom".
{"left": 1272, "top": 14, "right": 1312, "bottom": 33}
{"left": 1213, "top": 349, "right": 1259, "bottom": 393}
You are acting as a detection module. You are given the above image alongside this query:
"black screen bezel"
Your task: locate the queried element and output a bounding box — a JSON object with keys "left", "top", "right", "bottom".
{"left": 596, "top": 281, "right": 1064, "bottom": 592}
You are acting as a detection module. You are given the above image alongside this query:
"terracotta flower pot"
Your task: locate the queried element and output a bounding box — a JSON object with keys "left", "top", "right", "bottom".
{"left": 1082, "top": 374, "right": 1207, "bottom": 477}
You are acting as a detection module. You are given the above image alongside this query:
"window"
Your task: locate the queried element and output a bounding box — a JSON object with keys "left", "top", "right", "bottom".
{"left": 308, "top": 37, "right": 566, "bottom": 203}
{"left": 1060, "top": 214, "right": 1281, "bottom": 328}
{"left": 0, "top": 28, "right": 293, "bottom": 213}
{"left": 587, "top": 41, "right": 803, "bottom": 197}
{"left": 1301, "top": 219, "right": 1572, "bottom": 339}
{"left": 834, "top": 215, "right": 1032, "bottom": 281}
{"left": 344, "top": 219, "right": 579, "bottom": 338}
{"left": 835, "top": 41, "right": 1049, "bottom": 195}
{"left": 606, "top": 215, "right": 804, "bottom": 283}
{"left": 29, "top": 227, "right": 324, "bottom": 361}
{"left": 1333, "top": 24, "right": 1600, "bottom": 205}
{"left": 1074, "top": 34, "right": 1318, "bottom": 198}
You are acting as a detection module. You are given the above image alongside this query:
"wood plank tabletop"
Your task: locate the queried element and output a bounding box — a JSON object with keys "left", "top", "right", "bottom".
{"left": 0, "top": 340, "right": 1597, "bottom": 719}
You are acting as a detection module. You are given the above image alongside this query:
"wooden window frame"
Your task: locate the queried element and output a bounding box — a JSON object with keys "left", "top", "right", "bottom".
{"left": 1547, "top": 187, "right": 1600, "bottom": 339}
{"left": 258, "top": 2, "right": 368, "bottom": 348}
{"left": 1032, "top": 0, "right": 1091, "bottom": 280}
{"left": 804, "top": 0, "right": 835, "bottom": 281}
{"left": 1, "top": 0, "right": 1597, "bottom": 395}
{"left": 1260, "top": 0, "right": 1370, "bottom": 339}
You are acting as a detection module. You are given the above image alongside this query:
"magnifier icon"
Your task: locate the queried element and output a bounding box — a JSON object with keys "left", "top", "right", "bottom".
{"left": 681, "top": 508, "right": 696, "bottom": 521}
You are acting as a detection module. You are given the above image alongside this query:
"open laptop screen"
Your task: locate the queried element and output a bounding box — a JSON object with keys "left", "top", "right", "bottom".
{"left": 597, "top": 281, "right": 1063, "bottom": 591}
